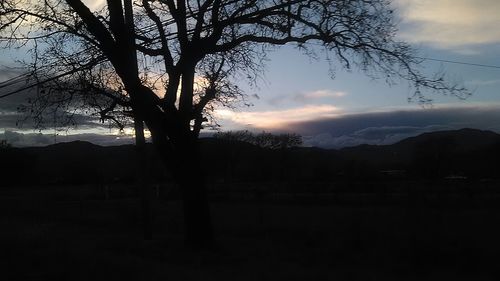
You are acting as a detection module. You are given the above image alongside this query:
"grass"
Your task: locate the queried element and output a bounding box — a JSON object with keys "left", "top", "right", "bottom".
{"left": 1, "top": 183, "right": 500, "bottom": 280}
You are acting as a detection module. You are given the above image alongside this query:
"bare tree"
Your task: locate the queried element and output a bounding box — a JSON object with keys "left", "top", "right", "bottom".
{"left": 0, "top": 0, "right": 469, "bottom": 247}
{"left": 214, "top": 130, "right": 303, "bottom": 149}
{"left": 253, "top": 131, "right": 303, "bottom": 150}
{"left": 213, "top": 130, "right": 255, "bottom": 144}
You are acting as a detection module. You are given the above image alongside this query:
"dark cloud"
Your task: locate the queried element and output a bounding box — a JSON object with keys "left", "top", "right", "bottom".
{"left": 0, "top": 130, "right": 136, "bottom": 147}
{"left": 0, "top": 84, "right": 117, "bottom": 132}
{"left": 351, "top": 125, "right": 453, "bottom": 141}
{"left": 0, "top": 67, "right": 26, "bottom": 82}
{"left": 0, "top": 82, "right": 35, "bottom": 113}
{"left": 0, "top": 110, "right": 109, "bottom": 131}
{"left": 302, "top": 125, "right": 453, "bottom": 148}
{"left": 286, "top": 106, "right": 500, "bottom": 148}
{"left": 0, "top": 129, "right": 216, "bottom": 147}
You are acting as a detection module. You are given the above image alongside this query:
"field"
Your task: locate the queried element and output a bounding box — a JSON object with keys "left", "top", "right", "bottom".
{"left": 2, "top": 181, "right": 500, "bottom": 280}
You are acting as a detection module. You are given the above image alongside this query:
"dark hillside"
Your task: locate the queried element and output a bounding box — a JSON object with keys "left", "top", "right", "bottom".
{"left": 2, "top": 128, "right": 500, "bottom": 186}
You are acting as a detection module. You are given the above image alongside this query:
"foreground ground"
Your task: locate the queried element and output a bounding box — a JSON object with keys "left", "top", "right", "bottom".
{"left": 2, "top": 182, "right": 500, "bottom": 280}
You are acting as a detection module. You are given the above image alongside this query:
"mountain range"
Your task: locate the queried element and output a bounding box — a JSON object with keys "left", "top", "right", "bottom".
{"left": 1, "top": 128, "right": 499, "bottom": 186}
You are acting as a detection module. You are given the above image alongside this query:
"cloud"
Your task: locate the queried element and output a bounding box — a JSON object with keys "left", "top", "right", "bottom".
{"left": 215, "top": 105, "right": 341, "bottom": 129}
{"left": 267, "top": 89, "right": 347, "bottom": 106}
{"left": 4, "top": 105, "right": 500, "bottom": 149}
{"left": 297, "top": 89, "right": 346, "bottom": 100}
{"left": 216, "top": 104, "right": 500, "bottom": 148}
{"left": 395, "top": 0, "right": 500, "bottom": 50}
{"left": 288, "top": 105, "right": 500, "bottom": 135}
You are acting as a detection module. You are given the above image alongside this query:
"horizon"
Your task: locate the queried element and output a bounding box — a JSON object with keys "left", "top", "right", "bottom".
{"left": 3, "top": 126, "right": 499, "bottom": 150}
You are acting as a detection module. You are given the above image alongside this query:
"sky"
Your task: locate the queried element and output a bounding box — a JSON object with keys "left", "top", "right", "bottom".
{"left": 1, "top": 0, "right": 500, "bottom": 148}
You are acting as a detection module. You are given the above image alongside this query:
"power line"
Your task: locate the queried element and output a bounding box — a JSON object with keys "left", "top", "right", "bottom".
{"left": 418, "top": 57, "right": 500, "bottom": 69}
{"left": 0, "top": 56, "right": 106, "bottom": 99}
{"left": 0, "top": 46, "right": 102, "bottom": 89}
{"left": 307, "top": 41, "right": 500, "bottom": 70}
{"left": 0, "top": 72, "right": 31, "bottom": 89}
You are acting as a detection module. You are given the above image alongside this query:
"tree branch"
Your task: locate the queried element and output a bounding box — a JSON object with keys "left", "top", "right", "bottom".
{"left": 142, "top": 0, "right": 174, "bottom": 71}
{"left": 65, "top": 0, "right": 117, "bottom": 57}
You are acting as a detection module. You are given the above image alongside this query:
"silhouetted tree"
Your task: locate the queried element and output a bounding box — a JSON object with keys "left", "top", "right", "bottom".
{"left": 251, "top": 131, "right": 299, "bottom": 149}
{"left": 0, "top": 140, "right": 11, "bottom": 149}
{"left": 214, "top": 130, "right": 302, "bottom": 149}
{"left": 1, "top": 0, "right": 469, "bottom": 247}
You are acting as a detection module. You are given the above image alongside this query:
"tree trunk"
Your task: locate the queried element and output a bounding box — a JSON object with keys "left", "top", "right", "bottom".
{"left": 134, "top": 118, "right": 153, "bottom": 240}
{"left": 175, "top": 137, "right": 214, "bottom": 248}
{"left": 147, "top": 125, "right": 214, "bottom": 248}
{"left": 129, "top": 78, "right": 213, "bottom": 247}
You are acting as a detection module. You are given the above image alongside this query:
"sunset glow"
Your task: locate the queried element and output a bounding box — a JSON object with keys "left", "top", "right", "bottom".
{"left": 215, "top": 105, "right": 341, "bottom": 130}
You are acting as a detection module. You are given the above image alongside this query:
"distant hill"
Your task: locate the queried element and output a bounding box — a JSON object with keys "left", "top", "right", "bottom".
{"left": 341, "top": 128, "right": 499, "bottom": 158}
{"left": 340, "top": 128, "right": 500, "bottom": 179}
{"left": 395, "top": 128, "right": 500, "bottom": 151}
{"left": 1, "top": 128, "right": 500, "bottom": 186}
